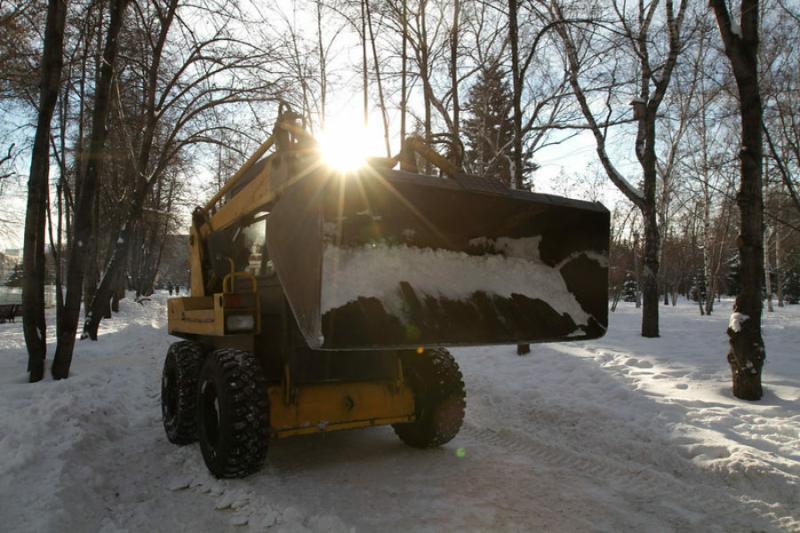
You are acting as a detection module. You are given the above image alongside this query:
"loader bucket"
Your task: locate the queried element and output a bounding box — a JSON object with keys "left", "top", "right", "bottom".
{"left": 265, "top": 163, "right": 609, "bottom": 350}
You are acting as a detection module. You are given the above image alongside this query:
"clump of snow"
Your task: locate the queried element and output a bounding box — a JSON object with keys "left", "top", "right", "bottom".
{"left": 729, "top": 312, "right": 749, "bottom": 332}
{"left": 556, "top": 250, "right": 608, "bottom": 270}
{"left": 321, "top": 242, "right": 592, "bottom": 327}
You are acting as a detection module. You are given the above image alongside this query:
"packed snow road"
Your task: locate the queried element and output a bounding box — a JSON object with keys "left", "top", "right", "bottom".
{"left": 0, "top": 296, "right": 798, "bottom": 532}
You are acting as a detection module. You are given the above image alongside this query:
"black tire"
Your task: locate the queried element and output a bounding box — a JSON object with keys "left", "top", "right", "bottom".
{"left": 392, "top": 348, "right": 466, "bottom": 448}
{"left": 197, "top": 348, "right": 270, "bottom": 478}
{"left": 162, "top": 341, "right": 205, "bottom": 445}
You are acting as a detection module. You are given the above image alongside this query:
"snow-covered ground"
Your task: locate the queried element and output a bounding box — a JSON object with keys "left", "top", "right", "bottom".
{"left": 0, "top": 296, "right": 797, "bottom": 532}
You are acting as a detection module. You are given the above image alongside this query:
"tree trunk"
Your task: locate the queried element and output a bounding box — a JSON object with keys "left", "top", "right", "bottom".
{"left": 508, "top": 0, "right": 523, "bottom": 189}
{"left": 610, "top": 285, "right": 621, "bottom": 312}
{"left": 641, "top": 206, "right": 660, "bottom": 337}
{"left": 51, "top": 0, "right": 129, "bottom": 379}
{"left": 711, "top": 0, "right": 765, "bottom": 401}
{"left": 111, "top": 269, "right": 125, "bottom": 313}
{"left": 315, "top": 0, "right": 326, "bottom": 127}
{"left": 360, "top": 0, "right": 368, "bottom": 127}
{"left": 449, "top": 0, "right": 461, "bottom": 166}
{"left": 418, "top": 1, "right": 432, "bottom": 174}
{"left": 775, "top": 219, "right": 783, "bottom": 307}
{"left": 400, "top": 0, "right": 408, "bottom": 140}
{"left": 764, "top": 226, "right": 773, "bottom": 312}
{"left": 84, "top": 208, "right": 134, "bottom": 339}
{"left": 764, "top": 160, "right": 772, "bottom": 312}
{"left": 54, "top": 177, "right": 65, "bottom": 339}
{"left": 364, "top": 0, "right": 391, "bottom": 156}
{"left": 82, "top": 199, "right": 98, "bottom": 316}
{"left": 22, "top": 0, "right": 67, "bottom": 382}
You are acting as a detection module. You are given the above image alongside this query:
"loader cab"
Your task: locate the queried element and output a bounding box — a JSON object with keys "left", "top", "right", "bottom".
{"left": 201, "top": 212, "right": 400, "bottom": 387}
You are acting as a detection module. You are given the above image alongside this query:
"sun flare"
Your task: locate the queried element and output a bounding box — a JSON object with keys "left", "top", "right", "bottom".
{"left": 317, "top": 120, "right": 378, "bottom": 173}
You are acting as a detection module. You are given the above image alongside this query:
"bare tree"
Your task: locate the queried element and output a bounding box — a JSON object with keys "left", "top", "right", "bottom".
{"left": 52, "top": 0, "right": 131, "bottom": 379}
{"left": 81, "top": 0, "right": 282, "bottom": 340}
{"left": 553, "top": 0, "right": 689, "bottom": 338}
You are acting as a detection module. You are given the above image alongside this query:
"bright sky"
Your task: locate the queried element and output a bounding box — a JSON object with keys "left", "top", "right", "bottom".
{"left": 0, "top": 0, "right": 641, "bottom": 252}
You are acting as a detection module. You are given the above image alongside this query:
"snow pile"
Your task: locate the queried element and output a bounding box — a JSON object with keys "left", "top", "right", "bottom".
{"left": 321, "top": 242, "right": 592, "bottom": 327}
{"left": 729, "top": 311, "right": 749, "bottom": 332}
{"left": 0, "top": 294, "right": 798, "bottom": 531}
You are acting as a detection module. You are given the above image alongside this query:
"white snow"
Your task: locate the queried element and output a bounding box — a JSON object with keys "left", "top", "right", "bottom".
{"left": 556, "top": 250, "right": 609, "bottom": 269}
{"left": 0, "top": 296, "right": 798, "bottom": 531}
{"left": 321, "top": 243, "right": 593, "bottom": 327}
{"left": 729, "top": 311, "right": 749, "bottom": 332}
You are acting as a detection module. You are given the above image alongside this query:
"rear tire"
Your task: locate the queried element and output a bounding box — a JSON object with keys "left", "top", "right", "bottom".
{"left": 162, "top": 341, "right": 204, "bottom": 445}
{"left": 392, "top": 348, "right": 466, "bottom": 448}
{"left": 197, "top": 348, "right": 270, "bottom": 478}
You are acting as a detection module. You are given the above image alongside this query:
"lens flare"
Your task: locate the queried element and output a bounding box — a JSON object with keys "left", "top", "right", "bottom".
{"left": 318, "top": 122, "right": 373, "bottom": 173}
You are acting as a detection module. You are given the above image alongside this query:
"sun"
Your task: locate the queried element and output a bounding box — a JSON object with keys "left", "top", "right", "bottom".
{"left": 317, "top": 120, "right": 376, "bottom": 173}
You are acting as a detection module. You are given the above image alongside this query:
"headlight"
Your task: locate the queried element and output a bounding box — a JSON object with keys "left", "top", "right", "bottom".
{"left": 226, "top": 314, "right": 255, "bottom": 332}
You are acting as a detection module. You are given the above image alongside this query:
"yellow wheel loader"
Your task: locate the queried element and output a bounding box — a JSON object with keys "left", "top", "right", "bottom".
{"left": 161, "top": 110, "right": 610, "bottom": 478}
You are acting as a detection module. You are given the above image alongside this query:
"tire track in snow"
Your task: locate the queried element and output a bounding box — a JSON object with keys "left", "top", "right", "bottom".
{"left": 460, "top": 421, "right": 791, "bottom": 531}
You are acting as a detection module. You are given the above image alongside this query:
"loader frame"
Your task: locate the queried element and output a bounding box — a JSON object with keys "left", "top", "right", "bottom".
{"left": 167, "top": 111, "right": 607, "bottom": 445}
{"left": 166, "top": 113, "right": 457, "bottom": 439}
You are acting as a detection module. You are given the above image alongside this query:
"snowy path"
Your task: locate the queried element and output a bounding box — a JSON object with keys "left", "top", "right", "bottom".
{"left": 0, "top": 297, "right": 798, "bottom": 532}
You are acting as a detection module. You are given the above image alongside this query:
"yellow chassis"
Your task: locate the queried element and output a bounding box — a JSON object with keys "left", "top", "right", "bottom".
{"left": 168, "top": 291, "right": 416, "bottom": 439}
{"left": 267, "top": 380, "right": 414, "bottom": 439}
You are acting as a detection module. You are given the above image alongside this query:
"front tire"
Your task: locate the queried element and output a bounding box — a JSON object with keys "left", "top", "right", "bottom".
{"left": 162, "top": 341, "right": 204, "bottom": 445}
{"left": 393, "top": 348, "right": 466, "bottom": 448}
{"left": 197, "top": 348, "right": 270, "bottom": 478}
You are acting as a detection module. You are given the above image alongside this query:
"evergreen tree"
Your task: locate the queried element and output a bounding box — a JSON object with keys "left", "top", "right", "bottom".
{"left": 783, "top": 253, "right": 800, "bottom": 304}
{"left": 623, "top": 272, "right": 638, "bottom": 303}
{"left": 690, "top": 268, "right": 706, "bottom": 302}
{"left": 462, "top": 61, "right": 515, "bottom": 186}
{"left": 783, "top": 269, "right": 800, "bottom": 304}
